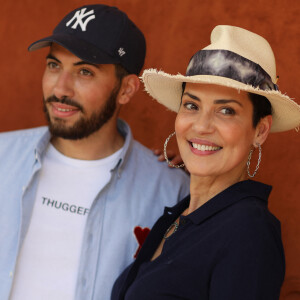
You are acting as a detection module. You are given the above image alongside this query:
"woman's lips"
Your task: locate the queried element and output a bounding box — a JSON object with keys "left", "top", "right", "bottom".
{"left": 188, "top": 139, "right": 222, "bottom": 155}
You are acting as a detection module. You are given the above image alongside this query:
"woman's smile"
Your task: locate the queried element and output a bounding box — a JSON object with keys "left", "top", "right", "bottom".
{"left": 188, "top": 138, "right": 222, "bottom": 155}
{"left": 175, "top": 83, "right": 257, "bottom": 178}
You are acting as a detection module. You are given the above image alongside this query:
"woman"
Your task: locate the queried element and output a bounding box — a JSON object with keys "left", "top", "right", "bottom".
{"left": 111, "top": 25, "right": 300, "bottom": 300}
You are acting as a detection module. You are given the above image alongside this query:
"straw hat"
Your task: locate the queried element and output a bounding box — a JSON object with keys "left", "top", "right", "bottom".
{"left": 142, "top": 25, "right": 300, "bottom": 132}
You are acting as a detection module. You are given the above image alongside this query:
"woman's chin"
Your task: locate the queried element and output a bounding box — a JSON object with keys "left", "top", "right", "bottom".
{"left": 187, "top": 164, "right": 248, "bottom": 182}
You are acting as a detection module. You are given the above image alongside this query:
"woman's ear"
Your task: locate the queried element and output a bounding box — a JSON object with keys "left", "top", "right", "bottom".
{"left": 117, "top": 74, "right": 140, "bottom": 105}
{"left": 253, "top": 115, "right": 272, "bottom": 147}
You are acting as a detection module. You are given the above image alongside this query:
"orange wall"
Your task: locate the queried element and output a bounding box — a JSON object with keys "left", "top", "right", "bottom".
{"left": 0, "top": 0, "right": 299, "bottom": 298}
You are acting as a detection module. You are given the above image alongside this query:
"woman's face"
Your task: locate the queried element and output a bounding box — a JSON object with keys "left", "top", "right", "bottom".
{"left": 175, "top": 83, "right": 260, "bottom": 179}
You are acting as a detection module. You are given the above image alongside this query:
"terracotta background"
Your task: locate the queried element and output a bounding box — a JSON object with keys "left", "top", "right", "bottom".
{"left": 0, "top": 0, "right": 299, "bottom": 298}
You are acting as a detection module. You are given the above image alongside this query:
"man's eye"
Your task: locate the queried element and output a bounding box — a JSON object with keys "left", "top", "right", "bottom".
{"left": 80, "top": 69, "right": 93, "bottom": 76}
{"left": 183, "top": 102, "right": 198, "bottom": 110}
{"left": 47, "top": 61, "right": 58, "bottom": 69}
{"left": 220, "top": 107, "right": 236, "bottom": 115}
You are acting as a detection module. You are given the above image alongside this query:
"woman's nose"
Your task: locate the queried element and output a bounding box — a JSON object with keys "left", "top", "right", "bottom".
{"left": 192, "top": 110, "right": 215, "bottom": 134}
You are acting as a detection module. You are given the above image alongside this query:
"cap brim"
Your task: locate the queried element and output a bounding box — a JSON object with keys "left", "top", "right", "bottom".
{"left": 28, "top": 34, "right": 120, "bottom": 65}
{"left": 142, "top": 69, "right": 300, "bottom": 132}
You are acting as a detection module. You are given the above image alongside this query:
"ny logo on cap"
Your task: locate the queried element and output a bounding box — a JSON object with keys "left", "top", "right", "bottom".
{"left": 66, "top": 8, "right": 95, "bottom": 32}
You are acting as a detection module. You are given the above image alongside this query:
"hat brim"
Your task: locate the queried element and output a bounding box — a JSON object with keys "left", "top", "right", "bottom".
{"left": 28, "top": 34, "right": 120, "bottom": 65}
{"left": 142, "top": 69, "right": 300, "bottom": 132}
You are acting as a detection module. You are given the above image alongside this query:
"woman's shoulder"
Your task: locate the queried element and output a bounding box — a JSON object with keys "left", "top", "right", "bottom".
{"left": 218, "top": 193, "right": 283, "bottom": 254}
{"left": 217, "top": 180, "right": 278, "bottom": 230}
{"left": 224, "top": 191, "right": 279, "bottom": 228}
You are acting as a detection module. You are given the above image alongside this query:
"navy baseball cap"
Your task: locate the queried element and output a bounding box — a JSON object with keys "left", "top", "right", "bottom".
{"left": 28, "top": 4, "right": 146, "bottom": 75}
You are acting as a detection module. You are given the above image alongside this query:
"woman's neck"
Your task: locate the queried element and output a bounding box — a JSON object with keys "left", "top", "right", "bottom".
{"left": 187, "top": 171, "right": 247, "bottom": 214}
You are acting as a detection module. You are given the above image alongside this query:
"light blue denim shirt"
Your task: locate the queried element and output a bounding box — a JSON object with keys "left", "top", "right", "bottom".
{"left": 0, "top": 119, "right": 189, "bottom": 300}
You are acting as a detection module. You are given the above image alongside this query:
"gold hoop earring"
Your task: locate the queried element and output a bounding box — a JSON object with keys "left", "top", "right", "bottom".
{"left": 247, "top": 143, "right": 262, "bottom": 178}
{"left": 163, "top": 132, "right": 185, "bottom": 168}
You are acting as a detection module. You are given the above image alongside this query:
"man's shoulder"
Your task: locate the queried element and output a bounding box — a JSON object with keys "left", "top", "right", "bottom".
{"left": 0, "top": 127, "right": 49, "bottom": 181}
{"left": 0, "top": 126, "right": 48, "bottom": 141}
{"left": 130, "top": 139, "right": 172, "bottom": 167}
{"left": 130, "top": 139, "right": 189, "bottom": 180}
{"left": 0, "top": 126, "right": 48, "bottom": 151}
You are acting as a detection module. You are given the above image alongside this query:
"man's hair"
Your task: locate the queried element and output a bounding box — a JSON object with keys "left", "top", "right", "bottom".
{"left": 115, "top": 64, "right": 130, "bottom": 82}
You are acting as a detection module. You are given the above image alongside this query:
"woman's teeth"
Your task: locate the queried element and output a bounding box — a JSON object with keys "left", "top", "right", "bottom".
{"left": 57, "top": 107, "right": 75, "bottom": 112}
{"left": 192, "top": 143, "right": 221, "bottom": 151}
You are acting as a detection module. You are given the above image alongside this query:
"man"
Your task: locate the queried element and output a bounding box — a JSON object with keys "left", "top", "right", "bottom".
{"left": 0, "top": 4, "right": 189, "bottom": 300}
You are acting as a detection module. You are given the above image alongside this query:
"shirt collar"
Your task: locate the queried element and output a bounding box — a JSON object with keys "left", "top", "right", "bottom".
{"left": 112, "top": 119, "right": 133, "bottom": 175}
{"left": 35, "top": 128, "right": 51, "bottom": 163}
{"left": 163, "top": 195, "right": 190, "bottom": 221}
{"left": 165, "top": 180, "right": 272, "bottom": 225}
{"left": 34, "top": 119, "right": 133, "bottom": 173}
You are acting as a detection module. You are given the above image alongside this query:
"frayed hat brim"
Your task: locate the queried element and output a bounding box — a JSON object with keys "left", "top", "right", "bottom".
{"left": 142, "top": 69, "right": 300, "bottom": 132}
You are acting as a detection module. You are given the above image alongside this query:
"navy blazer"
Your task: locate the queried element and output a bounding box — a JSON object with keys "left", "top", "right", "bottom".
{"left": 112, "top": 180, "right": 285, "bottom": 300}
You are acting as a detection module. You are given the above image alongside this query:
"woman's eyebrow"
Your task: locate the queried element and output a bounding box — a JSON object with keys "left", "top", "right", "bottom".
{"left": 182, "top": 92, "right": 200, "bottom": 101}
{"left": 182, "top": 92, "right": 243, "bottom": 107}
{"left": 214, "top": 99, "right": 243, "bottom": 107}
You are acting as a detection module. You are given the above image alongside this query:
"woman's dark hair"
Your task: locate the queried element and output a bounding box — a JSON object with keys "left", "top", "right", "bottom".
{"left": 248, "top": 93, "right": 272, "bottom": 128}
{"left": 181, "top": 82, "right": 272, "bottom": 128}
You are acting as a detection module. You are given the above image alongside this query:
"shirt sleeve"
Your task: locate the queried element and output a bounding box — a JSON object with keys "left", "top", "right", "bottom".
{"left": 209, "top": 218, "right": 285, "bottom": 300}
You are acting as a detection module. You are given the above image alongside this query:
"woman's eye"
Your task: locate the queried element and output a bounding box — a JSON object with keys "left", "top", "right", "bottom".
{"left": 220, "top": 107, "right": 236, "bottom": 115}
{"left": 80, "top": 69, "right": 93, "bottom": 76}
{"left": 183, "top": 102, "right": 198, "bottom": 110}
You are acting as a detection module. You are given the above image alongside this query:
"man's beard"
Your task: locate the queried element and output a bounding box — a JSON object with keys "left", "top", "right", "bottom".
{"left": 43, "top": 84, "right": 120, "bottom": 140}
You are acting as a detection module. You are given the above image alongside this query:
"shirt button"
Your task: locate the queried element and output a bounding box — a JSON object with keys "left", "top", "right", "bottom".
{"left": 9, "top": 271, "right": 13, "bottom": 277}
{"left": 22, "top": 186, "right": 26, "bottom": 192}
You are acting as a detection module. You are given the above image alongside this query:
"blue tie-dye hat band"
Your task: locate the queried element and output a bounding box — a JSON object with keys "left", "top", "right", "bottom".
{"left": 186, "top": 49, "right": 278, "bottom": 91}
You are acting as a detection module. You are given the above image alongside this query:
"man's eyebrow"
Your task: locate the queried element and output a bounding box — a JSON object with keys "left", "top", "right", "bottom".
{"left": 46, "top": 54, "right": 100, "bottom": 69}
{"left": 74, "top": 61, "right": 100, "bottom": 69}
{"left": 214, "top": 99, "right": 243, "bottom": 107}
{"left": 46, "top": 54, "right": 61, "bottom": 63}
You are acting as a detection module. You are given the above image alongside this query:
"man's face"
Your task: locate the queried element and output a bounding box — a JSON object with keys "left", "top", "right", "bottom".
{"left": 42, "top": 44, "right": 121, "bottom": 140}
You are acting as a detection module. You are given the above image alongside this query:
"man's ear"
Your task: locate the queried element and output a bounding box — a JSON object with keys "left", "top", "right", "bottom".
{"left": 253, "top": 115, "right": 272, "bottom": 147}
{"left": 117, "top": 74, "right": 140, "bottom": 105}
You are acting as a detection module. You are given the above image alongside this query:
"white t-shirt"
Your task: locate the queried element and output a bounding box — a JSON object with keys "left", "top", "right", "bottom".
{"left": 10, "top": 144, "right": 123, "bottom": 300}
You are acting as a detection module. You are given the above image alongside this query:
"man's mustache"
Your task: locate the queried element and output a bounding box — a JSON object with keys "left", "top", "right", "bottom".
{"left": 44, "top": 96, "right": 84, "bottom": 112}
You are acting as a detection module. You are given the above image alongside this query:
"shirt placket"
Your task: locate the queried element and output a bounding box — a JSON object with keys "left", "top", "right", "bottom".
{"left": 75, "top": 167, "right": 119, "bottom": 300}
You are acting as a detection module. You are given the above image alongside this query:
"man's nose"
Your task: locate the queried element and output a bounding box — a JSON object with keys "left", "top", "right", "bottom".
{"left": 53, "top": 72, "right": 75, "bottom": 100}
